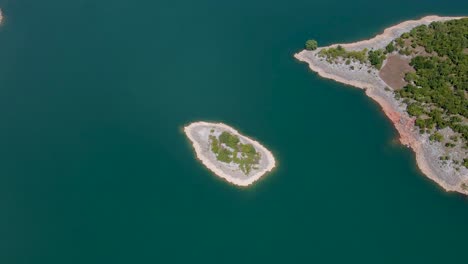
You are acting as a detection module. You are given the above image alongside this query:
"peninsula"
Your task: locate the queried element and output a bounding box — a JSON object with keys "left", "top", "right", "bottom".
{"left": 296, "top": 16, "right": 468, "bottom": 195}
{"left": 184, "top": 122, "right": 276, "bottom": 186}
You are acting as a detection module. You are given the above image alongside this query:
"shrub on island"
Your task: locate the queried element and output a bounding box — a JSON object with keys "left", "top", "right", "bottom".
{"left": 209, "top": 131, "right": 261, "bottom": 175}
{"left": 397, "top": 18, "right": 468, "bottom": 143}
{"left": 367, "top": 49, "right": 386, "bottom": 69}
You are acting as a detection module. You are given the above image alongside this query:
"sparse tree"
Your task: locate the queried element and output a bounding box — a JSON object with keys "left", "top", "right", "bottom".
{"left": 305, "top": 39, "right": 318, "bottom": 50}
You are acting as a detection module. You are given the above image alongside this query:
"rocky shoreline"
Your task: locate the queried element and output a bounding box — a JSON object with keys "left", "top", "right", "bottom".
{"left": 295, "top": 15, "right": 468, "bottom": 195}
{"left": 184, "top": 122, "right": 276, "bottom": 186}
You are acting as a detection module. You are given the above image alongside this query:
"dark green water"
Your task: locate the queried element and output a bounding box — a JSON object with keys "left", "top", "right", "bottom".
{"left": 0, "top": 0, "right": 467, "bottom": 263}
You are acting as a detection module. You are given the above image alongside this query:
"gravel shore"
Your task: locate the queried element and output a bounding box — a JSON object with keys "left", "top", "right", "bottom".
{"left": 295, "top": 15, "right": 468, "bottom": 195}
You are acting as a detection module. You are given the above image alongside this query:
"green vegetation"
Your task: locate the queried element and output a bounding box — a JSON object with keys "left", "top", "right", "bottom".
{"left": 368, "top": 49, "right": 386, "bottom": 69}
{"left": 318, "top": 45, "right": 368, "bottom": 63}
{"left": 395, "top": 37, "right": 404, "bottom": 47}
{"left": 429, "top": 132, "right": 443, "bottom": 142}
{"left": 314, "top": 18, "right": 467, "bottom": 168}
{"left": 439, "top": 155, "right": 450, "bottom": 161}
{"left": 318, "top": 45, "right": 388, "bottom": 69}
{"left": 305, "top": 39, "right": 318, "bottom": 50}
{"left": 210, "top": 135, "right": 220, "bottom": 153}
{"left": 445, "top": 142, "right": 456, "bottom": 148}
{"left": 407, "top": 103, "right": 424, "bottom": 116}
{"left": 398, "top": 47, "right": 413, "bottom": 56}
{"left": 395, "top": 18, "right": 468, "bottom": 144}
{"left": 209, "top": 131, "right": 261, "bottom": 175}
{"left": 386, "top": 42, "right": 395, "bottom": 53}
{"left": 401, "top": 32, "right": 411, "bottom": 39}
{"left": 219, "top": 131, "right": 239, "bottom": 149}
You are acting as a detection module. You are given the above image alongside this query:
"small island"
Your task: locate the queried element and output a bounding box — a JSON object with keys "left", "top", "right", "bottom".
{"left": 184, "top": 122, "right": 276, "bottom": 186}
{"left": 296, "top": 16, "right": 468, "bottom": 195}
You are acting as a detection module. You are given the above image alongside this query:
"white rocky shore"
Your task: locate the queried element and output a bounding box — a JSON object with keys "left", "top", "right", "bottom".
{"left": 295, "top": 15, "right": 468, "bottom": 195}
{"left": 184, "top": 121, "right": 276, "bottom": 186}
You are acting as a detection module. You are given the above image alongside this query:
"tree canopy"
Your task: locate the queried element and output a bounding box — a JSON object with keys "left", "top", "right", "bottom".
{"left": 209, "top": 131, "right": 261, "bottom": 174}
{"left": 396, "top": 18, "right": 468, "bottom": 147}
{"left": 305, "top": 39, "right": 318, "bottom": 50}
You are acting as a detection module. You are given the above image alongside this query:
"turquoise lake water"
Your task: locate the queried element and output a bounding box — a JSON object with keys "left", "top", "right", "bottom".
{"left": 0, "top": 0, "right": 467, "bottom": 263}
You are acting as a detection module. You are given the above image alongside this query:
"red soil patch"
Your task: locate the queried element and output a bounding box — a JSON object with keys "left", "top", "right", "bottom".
{"left": 379, "top": 55, "right": 415, "bottom": 90}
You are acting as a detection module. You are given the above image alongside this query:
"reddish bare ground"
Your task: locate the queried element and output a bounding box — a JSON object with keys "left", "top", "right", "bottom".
{"left": 367, "top": 89, "right": 416, "bottom": 147}
{"left": 379, "top": 55, "right": 415, "bottom": 89}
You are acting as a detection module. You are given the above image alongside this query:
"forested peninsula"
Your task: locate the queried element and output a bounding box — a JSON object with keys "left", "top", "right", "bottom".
{"left": 296, "top": 16, "right": 468, "bottom": 195}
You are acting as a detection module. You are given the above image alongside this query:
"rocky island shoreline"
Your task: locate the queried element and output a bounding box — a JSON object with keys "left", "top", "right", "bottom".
{"left": 184, "top": 122, "right": 276, "bottom": 186}
{"left": 295, "top": 15, "right": 468, "bottom": 195}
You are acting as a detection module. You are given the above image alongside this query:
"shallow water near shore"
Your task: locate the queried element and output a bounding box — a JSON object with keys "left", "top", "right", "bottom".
{"left": 0, "top": 0, "right": 467, "bottom": 263}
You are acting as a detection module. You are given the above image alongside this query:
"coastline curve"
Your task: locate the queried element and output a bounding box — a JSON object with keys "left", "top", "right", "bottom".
{"left": 295, "top": 15, "right": 468, "bottom": 195}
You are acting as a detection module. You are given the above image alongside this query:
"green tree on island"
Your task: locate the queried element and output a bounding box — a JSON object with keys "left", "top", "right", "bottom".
{"left": 386, "top": 42, "right": 395, "bottom": 53}
{"left": 368, "top": 49, "right": 386, "bottom": 69}
{"left": 209, "top": 131, "right": 262, "bottom": 175}
{"left": 305, "top": 39, "right": 318, "bottom": 50}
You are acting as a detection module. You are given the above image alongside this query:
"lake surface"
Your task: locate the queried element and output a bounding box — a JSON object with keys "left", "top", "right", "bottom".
{"left": 0, "top": 0, "right": 467, "bottom": 263}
